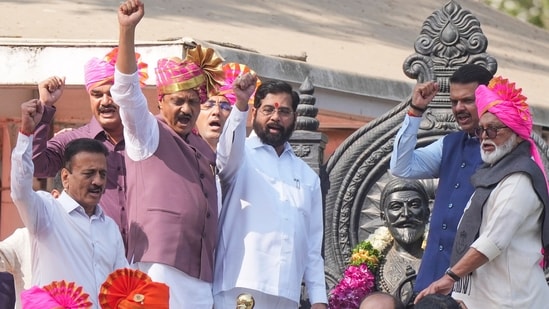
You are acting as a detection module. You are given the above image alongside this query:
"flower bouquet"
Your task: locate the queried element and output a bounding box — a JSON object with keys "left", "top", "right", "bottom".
{"left": 328, "top": 238, "right": 383, "bottom": 309}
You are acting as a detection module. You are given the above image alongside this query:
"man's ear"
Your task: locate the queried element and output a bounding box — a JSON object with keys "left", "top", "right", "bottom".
{"left": 61, "top": 167, "right": 70, "bottom": 190}
{"left": 251, "top": 107, "right": 257, "bottom": 122}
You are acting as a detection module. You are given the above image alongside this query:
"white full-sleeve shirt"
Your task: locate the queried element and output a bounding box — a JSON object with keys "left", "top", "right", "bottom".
{"left": 0, "top": 228, "right": 31, "bottom": 309}
{"left": 213, "top": 108, "right": 328, "bottom": 305}
{"left": 452, "top": 173, "right": 549, "bottom": 308}
{"left": 10, "top": 133, "right": 128, "bottom": 308}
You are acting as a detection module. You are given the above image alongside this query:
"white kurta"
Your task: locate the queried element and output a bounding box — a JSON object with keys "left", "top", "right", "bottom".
{"left": 213, "top": 108, "right": 327, "bottom": 306}
{"left": 452, "top": 173, "right": 549, "bottom": 308}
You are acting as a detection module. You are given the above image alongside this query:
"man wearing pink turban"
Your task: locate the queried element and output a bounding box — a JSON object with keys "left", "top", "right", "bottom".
{"left": 112, "top": 1, "right": 223, "bottom": 308}
{"left": 31, "top": 48, "right": 148, "bottom": 249}
{"left": 417, "top": 77, "right": 549, "bottom": 308}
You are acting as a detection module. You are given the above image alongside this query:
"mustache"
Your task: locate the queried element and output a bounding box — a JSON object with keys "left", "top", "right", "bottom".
{"left": 266, "top": 123, "right": 283, "bottom": 130}
{"left": 89, "top": 185, "right": 104, "bottom": 192}
{"left": 392, "top": 217, "right": 425, "bottom": 227}
{"left": 482, "top": 140, "right": 496, "bottom": 147}
{"left": 98, "top": 104, "right": 117, "bottom": 112}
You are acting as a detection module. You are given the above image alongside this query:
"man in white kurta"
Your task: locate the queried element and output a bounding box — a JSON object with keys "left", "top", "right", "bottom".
{"left": 213, "top": 78, "right": 328, "bottom": 308}
{"left": 416, "top": 76, "right": 549, "bottom": 308}
{"left": 451, "top": 173, "right": 549, "bottom": 308}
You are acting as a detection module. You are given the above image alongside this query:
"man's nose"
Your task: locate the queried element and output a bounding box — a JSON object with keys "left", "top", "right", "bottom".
{"left": 402, "top": 204, "right": 412, "bottom": 217}
{"left": 455, "top": 101, "right": 467, "bottom": 110}
{"left": 269, "top": 110, "right": 282, "bottom": 121}
{"left": 101, "top": 94, "right": 113, "bottom": 104}
{"left": 91, "top": 172, "right": 106, "bottom": 185}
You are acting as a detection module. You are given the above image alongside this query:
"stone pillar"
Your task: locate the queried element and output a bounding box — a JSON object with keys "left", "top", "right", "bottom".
{"left": 290, "top": 77, "right": 328, "bottom": 175}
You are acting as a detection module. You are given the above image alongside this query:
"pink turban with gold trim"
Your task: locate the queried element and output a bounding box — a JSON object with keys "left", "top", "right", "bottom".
{"left": 84, "top": 47, "right": 148, "bottom": 92}
{"left": 155, "top": 45, "right": 224, "bottom": 102}
{"left": 214, "top": 62, "right": 261, "bottom": 105}
{"left": 476, "top": 76, "right": 547, "bottom": 181}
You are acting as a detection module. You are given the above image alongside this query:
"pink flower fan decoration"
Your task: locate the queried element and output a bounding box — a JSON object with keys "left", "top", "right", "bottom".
{"left": 21, "top": 280, "right": 92, "bottom": 309}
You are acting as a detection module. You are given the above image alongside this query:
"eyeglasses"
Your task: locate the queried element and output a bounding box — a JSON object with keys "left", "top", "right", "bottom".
{"left": 258, "top": 106, "right": 294, "bottom": 118}
{"left": 201, "top": 100, "right": 232, "bottom": 112}
{"left": 474, "top": 126, "right": 508, "bottom": 139}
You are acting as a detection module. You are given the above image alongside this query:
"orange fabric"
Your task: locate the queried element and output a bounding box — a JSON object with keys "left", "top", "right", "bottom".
{"left": 99, "top": 268, "right": 169, "bottom": 309}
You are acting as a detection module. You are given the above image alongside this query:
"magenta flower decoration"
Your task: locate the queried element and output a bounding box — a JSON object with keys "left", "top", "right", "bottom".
{"left": 328, "top": 263, "right": 376, "bottom": 309}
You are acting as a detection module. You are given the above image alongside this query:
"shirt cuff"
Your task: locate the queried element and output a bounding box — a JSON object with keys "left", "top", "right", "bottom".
{"left": 232, "top": 108, "right": 249, "bottom": 121}
{"left": 471, "top": 234, "right": 501, "bottom": 261}
{"left": 40, "top": 105, "right": 56, "bottom": 123}
{"left": 113, "top": 69, "right": 140, "bottom": 98}
{"left": 401, "top": 114, "right": 421, "bottom": 135}
{"left": 17, "top": 131, "right": 33, "bottom": 144}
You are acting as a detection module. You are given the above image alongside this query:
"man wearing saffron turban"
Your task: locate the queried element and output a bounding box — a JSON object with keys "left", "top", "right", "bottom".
{"left": 416, "top": 77, "right": 549, "bottom": 308}
{"left": 112, "top": 1, "right": 223, "bottom": 307}
{"left": 31, "top": 47, "right": 148, "bottom": 248}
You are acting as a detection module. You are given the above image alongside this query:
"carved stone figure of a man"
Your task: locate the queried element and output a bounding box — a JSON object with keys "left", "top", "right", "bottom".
{"left": 377, "top": 177, "right": 430, "bottom": 296}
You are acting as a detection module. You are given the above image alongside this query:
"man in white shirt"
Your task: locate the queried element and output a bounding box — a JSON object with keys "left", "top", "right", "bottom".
{"left": 11, "top": 99, "right": 128, "bottom": 308}
{"left": 213, "top": 76, "right": 328, "bottom": 308}
{"left": 0, "top": 228, "right": 30, "bottom": 309}
{"left": 416, "top": 76, "right": 549, "bottom": 308}
{"left": 1, "top": 173, "right": 64, "bottom": 309}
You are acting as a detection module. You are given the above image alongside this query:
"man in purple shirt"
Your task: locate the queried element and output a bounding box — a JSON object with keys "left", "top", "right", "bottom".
{"left": 31, "top": 50, "right": 148, "bottom": 247}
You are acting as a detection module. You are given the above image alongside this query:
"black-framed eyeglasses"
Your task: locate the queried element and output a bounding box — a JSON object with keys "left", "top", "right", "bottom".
{"left": 201, "top": 100, "right": 232, "bottom": 112}
{"left": 258, "top": 106, "right": 294, "bottom": 118}
{"left": 474, "top": 126, "right": 508, "bottom": 139}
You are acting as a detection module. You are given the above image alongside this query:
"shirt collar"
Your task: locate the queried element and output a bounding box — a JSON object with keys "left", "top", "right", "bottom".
{"left": 88, "top": 116, "right": 108, "bottom": 140}
{"left": 58, "top": 191, "right": 105, "bottom": 220}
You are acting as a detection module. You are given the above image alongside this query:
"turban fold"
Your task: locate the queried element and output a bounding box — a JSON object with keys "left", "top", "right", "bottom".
{"left": 21, "top": 281, "right": 92, "bottom": 309}
{"left": 476, "top": 76, "right": 547, "bottom": 182}
{"left": 155, "top": 44, "right": 224, "bottom": 102}
{"left": 99, "top": 268, "right": 169, "bottom": 309}
{"left": 84, "top": 47, "right": 148, "bottom": 92}
{"left": 215, "top": 62, "right": 261, "bottom": 105}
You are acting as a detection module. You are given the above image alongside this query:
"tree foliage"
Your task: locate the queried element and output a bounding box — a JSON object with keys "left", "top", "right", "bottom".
{"left": 484, "top": 0, "right": 549, "bottom": 28}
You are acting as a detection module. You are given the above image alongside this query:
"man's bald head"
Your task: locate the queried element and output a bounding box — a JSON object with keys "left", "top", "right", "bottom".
{"left": 359, "top": 292, "right": 404, "bottom": 309}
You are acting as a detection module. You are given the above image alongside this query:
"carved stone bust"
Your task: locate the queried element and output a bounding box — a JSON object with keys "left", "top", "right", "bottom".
{"left": 376, "top": 177, "right": 430, "bottom": 295}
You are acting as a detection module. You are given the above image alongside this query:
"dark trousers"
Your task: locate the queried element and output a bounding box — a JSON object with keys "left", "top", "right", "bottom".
{"left": 0, "top": 272, "right": 15, "bottom": 309}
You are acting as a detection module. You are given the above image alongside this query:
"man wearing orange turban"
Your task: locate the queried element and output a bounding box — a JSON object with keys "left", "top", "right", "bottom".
{"left": 112, "top": 1, "right": 223, "bottom": 308}
{"left": 31, "top": 47, "right": 148, "bottom": 248}
{"left": 417, "top": 77, "right": 549, "bottom": 308}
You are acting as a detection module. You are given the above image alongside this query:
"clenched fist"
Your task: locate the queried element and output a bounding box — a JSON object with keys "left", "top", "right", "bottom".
{"left": 20, "top": 99, "right": 44, "bottom": 135}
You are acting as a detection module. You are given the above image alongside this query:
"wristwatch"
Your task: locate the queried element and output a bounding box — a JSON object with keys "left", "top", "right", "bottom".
{"left": 445, "top": 268, "right": 460, "bottom": 281}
